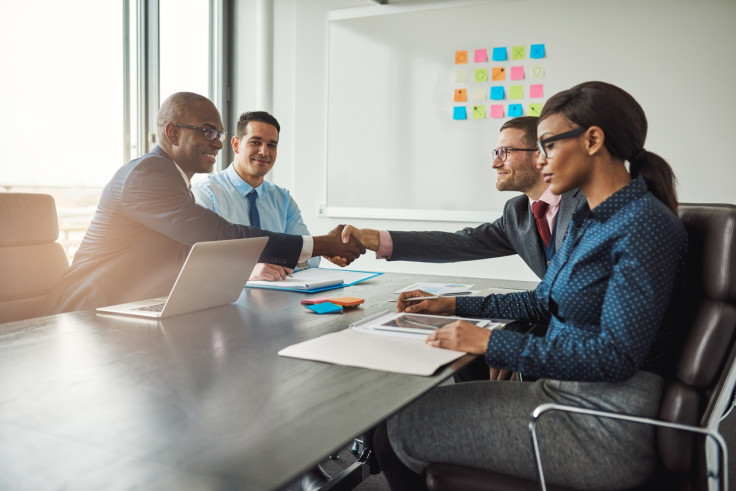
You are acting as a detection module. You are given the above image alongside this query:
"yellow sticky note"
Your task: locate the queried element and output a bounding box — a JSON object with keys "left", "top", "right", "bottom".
{"left": 455, "top": 69, "right": 468, "bottom": 82}
{"left": 509, "top": 85, "right": 524, "bottom": 99}
{"left": 530, "top": 65, "right": 545, "bottom": 79}
{"left": 529, "top": 103, "right": 543, "bottom": 116}
{"left": 472, "top": 105, "right": 486, "bottom": 119}
{"left": 491, "top": 67, "right": 505, "bottom": 81}
{"left": 511, "top": 45, "right": 526, "bottom": 60}
{"left": 472, "top": 88, "right": 486, "bottom": 101}
{"left": 474, "top": 68, "right": 488, "bottom": 82}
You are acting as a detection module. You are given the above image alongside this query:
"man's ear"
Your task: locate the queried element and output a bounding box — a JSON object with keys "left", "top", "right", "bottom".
{"left": 231, "top": 135, "right": 240, "bottom": 154}
{"left": 585, "top": 126, "right": 605, "bottom": 155}
{"left": 164, "top": 123, "right": 180, "bottom": 146}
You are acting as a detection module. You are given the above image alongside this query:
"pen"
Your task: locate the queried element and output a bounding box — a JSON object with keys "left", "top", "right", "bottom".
{"left": 386, "top": 296, "right": 440, "bottom": 303}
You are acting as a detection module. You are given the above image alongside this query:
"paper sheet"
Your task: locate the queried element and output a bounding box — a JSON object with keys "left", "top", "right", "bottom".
{"left": 278, "top": 329, "right": 465, "bottom": 376}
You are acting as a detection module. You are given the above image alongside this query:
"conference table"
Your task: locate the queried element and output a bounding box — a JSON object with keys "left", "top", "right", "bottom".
{"left": 0, "top": 272, "right": 536, "bottom": 490}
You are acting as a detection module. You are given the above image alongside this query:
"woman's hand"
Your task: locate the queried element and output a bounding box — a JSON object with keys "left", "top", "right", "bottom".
{"left": 396, "top": 290, "right": 456, "bottom": 315}
{"left": 425, "top": 320, "right": 491, "bottom": 354}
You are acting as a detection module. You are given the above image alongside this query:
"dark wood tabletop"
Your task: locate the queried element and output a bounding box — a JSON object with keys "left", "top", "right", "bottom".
{"left": 0, "top": 272, "right": 536, "bottom": 490}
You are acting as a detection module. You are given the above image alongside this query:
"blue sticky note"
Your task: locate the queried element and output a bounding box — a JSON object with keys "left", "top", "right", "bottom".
{"left": 530, "top": 44, "right": 546, "bottom": 59}
{"left": 306, "top": 302, "right": 343, "bottom": 314}
{"left": 490, "top": 86, "right": 505, "bottom": 100}
{"left": 453, "top": 106, "right": 467, "bottom": 120}
{"left": 491, "top": 47, "right": 507, "bottom": 61}
{"left": 508, "top": 104, "right": 523, "bottom": 117}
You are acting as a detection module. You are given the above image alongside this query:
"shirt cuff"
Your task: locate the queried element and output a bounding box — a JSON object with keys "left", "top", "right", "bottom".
{"left": 299, "top": 235, "right": 313, "bottom": 265}
{"left": 376, "top": 230, "right": 393, "bottom": 260}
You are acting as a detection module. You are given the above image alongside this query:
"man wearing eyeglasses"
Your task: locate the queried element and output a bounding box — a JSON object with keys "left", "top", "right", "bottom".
{"left": 45, "top": 92, "right": 365, "bottom": 314}
{"left": 339, "top": 116, "right": 585, "bottom": 280}
{"left": 192, "top": 111, "right": 321, "bottom": 281}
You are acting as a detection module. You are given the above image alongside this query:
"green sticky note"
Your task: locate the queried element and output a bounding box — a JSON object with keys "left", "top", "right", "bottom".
{"left": 472, "top": 105, "right": 486, "bottom": 119}
{"left": 529, "top": 103, "right": 543, "bottom": 116}
{"left": 511, "top": 45, "right": 526, "bottom": 60}
{"left": 474, "top": 68, "right": 488, "bottom": 82}
{"left": 509, "top": 85, "right": 524, "bottom": 99}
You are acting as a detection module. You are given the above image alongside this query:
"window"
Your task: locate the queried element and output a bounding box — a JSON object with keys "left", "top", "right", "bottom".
{"left": 0, "top": 0, "right": 223, "bottom": 262}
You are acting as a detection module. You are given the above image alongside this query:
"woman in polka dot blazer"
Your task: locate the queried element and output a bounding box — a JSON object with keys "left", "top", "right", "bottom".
{"left": 373, "top": 81, "right": 688, "bottom": 490}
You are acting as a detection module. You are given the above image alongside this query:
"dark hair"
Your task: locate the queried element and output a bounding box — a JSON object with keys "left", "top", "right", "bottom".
{"left": 236, "top": 111, "right": 280, "bottom": 139}
{"left": 500, "top": 116, "right": 538, "bottom": 147}
{"left": 539, "top": 81, "right": 678, "bottom": 212}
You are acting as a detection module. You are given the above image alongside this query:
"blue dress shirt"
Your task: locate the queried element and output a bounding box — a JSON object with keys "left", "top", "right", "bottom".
{"left": 192, "top": 164, "right": 320, "bottom": 268}
{"left": 456, "top": 177, "right": 687, "bottom": 382}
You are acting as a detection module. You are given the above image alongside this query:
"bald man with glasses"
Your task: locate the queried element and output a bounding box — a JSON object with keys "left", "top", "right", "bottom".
{"left": 45, "top": 92, "right": 364, "bottom": 314}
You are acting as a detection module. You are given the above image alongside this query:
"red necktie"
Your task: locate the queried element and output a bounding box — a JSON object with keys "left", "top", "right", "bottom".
{"left": 531, "top": 201, "right": 551, "bottom": 248}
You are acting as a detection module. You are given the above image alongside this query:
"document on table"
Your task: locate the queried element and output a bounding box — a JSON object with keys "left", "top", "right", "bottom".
{"left": 278, "top": 311, "right": 508, "bottom": 376}
{"left": 246, "top": 267, "right": 382, "bottom": 293}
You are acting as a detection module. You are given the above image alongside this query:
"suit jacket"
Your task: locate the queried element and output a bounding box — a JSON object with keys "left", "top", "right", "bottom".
{"left": 45, "top": 146, "right": 303, "bottom": 314}
{"left": 389, "top": 189, "right": 586, "bottom": 279}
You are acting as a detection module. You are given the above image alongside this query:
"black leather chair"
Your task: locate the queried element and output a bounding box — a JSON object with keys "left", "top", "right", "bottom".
{"left": 426, "top": 203, "right": 736, "bottom": 491}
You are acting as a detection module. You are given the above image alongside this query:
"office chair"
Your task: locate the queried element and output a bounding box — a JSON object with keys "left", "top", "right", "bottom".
{"left": 0, "top": 193, "right": 70, "bottom": 323}
{"left": 425, "top": 203, "right": 736, "bottom": 491}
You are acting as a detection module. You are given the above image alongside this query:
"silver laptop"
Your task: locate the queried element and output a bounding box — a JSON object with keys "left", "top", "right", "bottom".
{"left": 96, "top": 237, "right": 269, "bottom": 318}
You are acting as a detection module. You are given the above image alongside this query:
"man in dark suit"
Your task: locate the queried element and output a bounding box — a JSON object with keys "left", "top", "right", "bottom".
{"left": 45, "top": 92, "right": 364, "bottom": 314}
{"left": 341, "top": 116, "right": 585, "bottom": 280}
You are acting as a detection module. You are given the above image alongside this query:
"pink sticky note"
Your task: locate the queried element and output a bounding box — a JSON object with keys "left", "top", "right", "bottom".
{"left": 490, "top": 105, "right": 504, "bottom": 118}
{"left": 510, "top": 66, "right": 524, "bottom": 80}
{"left": 474, "top": 49, "right": 488, "bottom": 62}
{"left": 530, "top": 84, "right": 544, "bottom": 98}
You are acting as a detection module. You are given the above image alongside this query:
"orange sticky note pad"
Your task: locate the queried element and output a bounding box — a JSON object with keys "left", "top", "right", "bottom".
{"left": 329, "top": 297, "right": 365, "bottom": 307}
{"left": 454, "top": 88, "right": 467, "bottom": 102}
{"left": 455, "top": 50, "right": 468, "bottom": 64}
{"left": 491, "top": 67, "right": 505, "bottom": 81}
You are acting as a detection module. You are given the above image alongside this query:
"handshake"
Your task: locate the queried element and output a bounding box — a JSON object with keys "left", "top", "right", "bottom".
{"left": 313, "top": 224, "right": 379, "bottom": 267}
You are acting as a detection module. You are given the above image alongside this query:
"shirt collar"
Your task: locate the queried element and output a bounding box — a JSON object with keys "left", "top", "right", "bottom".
{"left": 152, "top": 145, "right": 191, "bottom": 188}
{"left": 529, "top": 186, "right": 562, "bottom": 208}
{"left": 225, "top": 163, "right": 261, "bottom": 197}
{"left": 587, "top": 176, "right": 648, "bottom": 222}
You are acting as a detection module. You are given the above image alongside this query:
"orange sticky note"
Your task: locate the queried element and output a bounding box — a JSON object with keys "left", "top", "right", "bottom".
{"left": 491, "top": 67, "right": 505, "bottom": 81}
{"left": 455, "top": 50, "right": 468, "bottom": 64}
{"left": 454, "top": 89, "right": 467, "bottom": 102}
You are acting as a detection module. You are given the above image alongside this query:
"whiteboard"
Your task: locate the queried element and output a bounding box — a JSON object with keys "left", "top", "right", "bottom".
{"left": 323, "top": 0, "right": 736, "bottom": 220}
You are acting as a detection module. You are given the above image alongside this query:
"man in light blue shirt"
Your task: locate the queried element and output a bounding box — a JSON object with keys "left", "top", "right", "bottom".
{"left": 192, "top": 111, "right": 319, "bottom": 280}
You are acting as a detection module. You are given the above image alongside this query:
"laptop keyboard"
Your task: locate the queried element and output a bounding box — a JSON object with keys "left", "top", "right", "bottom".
{"left": 133, "top": 303, "right": 165, "bottom": 312}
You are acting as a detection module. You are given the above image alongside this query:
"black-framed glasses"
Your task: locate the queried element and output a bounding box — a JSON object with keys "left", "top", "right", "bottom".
{"left": 492, "top": 146, "right": 537, "bottom": 162}
{"left": 537, "top": 127, "right": 587, "bottom": 158}
{"left": 174, "top": 123, "right": 227, "bottom": 142}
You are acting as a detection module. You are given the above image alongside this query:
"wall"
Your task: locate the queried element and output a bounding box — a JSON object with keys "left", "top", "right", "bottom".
{"left": 233, "top": 0, "right": 736, "bottom": 282}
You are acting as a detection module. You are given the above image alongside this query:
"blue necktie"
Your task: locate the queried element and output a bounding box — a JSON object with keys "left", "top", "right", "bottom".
{"left": 247, "top": 190, "right": 261, "bottom": 228}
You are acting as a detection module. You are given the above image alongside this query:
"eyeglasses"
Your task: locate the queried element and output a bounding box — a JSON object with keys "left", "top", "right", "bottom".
{"left": 536, "top": 127, "right": 587, "bottom": 158}
{"left": 492, "top": 146, "right": 537, "bottom": 162}
{"left": 174, "top": 123, "right": 227, "bottom": 142}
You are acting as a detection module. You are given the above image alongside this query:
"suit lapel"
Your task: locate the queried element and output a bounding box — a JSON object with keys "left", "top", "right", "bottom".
{"left": 555, "top": 190, "right": 584, "bottom": 249}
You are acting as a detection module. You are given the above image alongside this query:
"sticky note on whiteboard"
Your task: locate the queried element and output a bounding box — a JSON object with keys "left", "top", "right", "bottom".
{"left": 530, "top": 44, "right": 546, "bottom": 59}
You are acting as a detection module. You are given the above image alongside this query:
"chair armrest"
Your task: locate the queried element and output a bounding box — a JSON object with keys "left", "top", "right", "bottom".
{"left": 527, "top": 402, "right": 729, "bottom": 491}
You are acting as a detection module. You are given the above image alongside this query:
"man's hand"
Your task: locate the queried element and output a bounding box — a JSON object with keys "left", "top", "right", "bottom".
{"left": 425, "top": 320, "right": 491, "bottom": 354}
{"left": 312, "top": 225, "right": 366, "bottom": 265}
{"left": 249, "top": 263, "right": 293, "bottom": 281}
{"left": 396, "top": 290, "right": 456, "bottom": 315}
{"left": 340, "top": 225, "right": 380, "bottom": 251}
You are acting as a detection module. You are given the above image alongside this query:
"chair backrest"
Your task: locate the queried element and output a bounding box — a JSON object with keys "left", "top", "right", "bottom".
{"left": 0, "top": 193, "right": 70, "bottom": 323}
{"left": 657, "top": 204, "right": 736, "bottom": 478}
